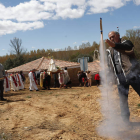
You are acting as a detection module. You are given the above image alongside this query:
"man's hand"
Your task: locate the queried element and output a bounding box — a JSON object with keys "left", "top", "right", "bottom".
{"left": 105, "top": 39, "right": 115, "bottom": 48}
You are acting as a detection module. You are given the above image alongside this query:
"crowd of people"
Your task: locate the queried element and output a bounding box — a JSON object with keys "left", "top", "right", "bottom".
{"left": 0, "top": 66, "right": 26, "bottom": 101}
{"left": 0, "top": 61, "right": 101, "bottom": 101}
{"left": 0, "top": 65, "right": 73, "bottom": 101}
{"left": 77, "top": 71, "right": 100, "bottom": 87}
{"left": 34, "top": 67, "right": 72, "bottom": 90}
{"left": 6, "top": 71, "right": 26, "bottom": 92}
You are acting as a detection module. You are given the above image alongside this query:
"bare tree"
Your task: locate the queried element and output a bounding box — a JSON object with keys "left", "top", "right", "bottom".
{"left": 125, "top": 29, "right": 140, "bottom": 49}
{"left": 9, "top": 37, "right": 26, "bottom": 56}
{"left": 122, "top": 29, "right": 140, "bottom": 60}
{"left": 74, "top": 46, "right": 78, "bottom": 50}
{"left": 67, "top": 46, "right": 72, "bottom": 51}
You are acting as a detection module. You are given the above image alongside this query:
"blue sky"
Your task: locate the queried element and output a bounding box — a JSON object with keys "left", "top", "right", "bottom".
{"left": 0, "top": 0, "right": 140, "bottom": 56}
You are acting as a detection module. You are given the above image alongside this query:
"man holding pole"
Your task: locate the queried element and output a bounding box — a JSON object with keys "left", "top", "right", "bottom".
{"left": 106, "top": 31, "right": 140, "bottom": 125}
{"left": 0, "top": 63, "right": 6, "bottom": 101}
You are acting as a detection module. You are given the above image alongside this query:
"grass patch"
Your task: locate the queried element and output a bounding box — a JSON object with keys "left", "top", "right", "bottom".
{"left": 0, "top": 130, "right": 13, "bottom": 140}
{"left": 48, "top": 92, "right": 53, "bottom": 95}
{"left": 55, "top": 94, "right": 59, "bottom": 97}
{"left": 0, "top": 133, "right": 7, "bottom": 140}
{"left": 26, "top": 96, "right": 32, "bottom": 98}
{"left": 74, "top": 104, "right": 78, "bottom": 108}
{"left": 137, "top": 103, "right": 140, "bottom": 108}
{"left": 35, "top": 92, "right": 43, "bottom": 95}
{"left": 87, "top": 94, "right": 90, "bottom": 96}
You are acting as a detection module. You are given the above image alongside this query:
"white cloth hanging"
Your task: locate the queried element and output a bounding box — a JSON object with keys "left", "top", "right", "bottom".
{"left": 4, "top": 74, "right": 10, "bottom": 92}
{"left": 48, "top": 59, "right": 57, "bottom": 72}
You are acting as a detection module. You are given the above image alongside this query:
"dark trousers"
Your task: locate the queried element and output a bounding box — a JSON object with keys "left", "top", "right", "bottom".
{"left": 96, "top": 80, "right": 100, "bottom": 85}
{"left": 117, "top": 73, "right": 140, "bottom": 121}
{"left": 46, "top": 75, "right": 51, "bottom": 89}
{"left": 43, "top": 79, "right": 47, "bottom": 89}
{"left": 43, "top": 75, "right": 51, "bottom": 89}
{"left": 79, "top": 77, "right": 82, "bottom": 84}
{"left": 0, "top": 80, "right": 4, "bottom": 100}
{"left": 53, "top": 74, "right": 59, "bottom": 88}
{"left": 66, "top": 80, "right": 72, "bottom": 88}
{"left": 66, "top": 80, "right": 71, "bottom": 85}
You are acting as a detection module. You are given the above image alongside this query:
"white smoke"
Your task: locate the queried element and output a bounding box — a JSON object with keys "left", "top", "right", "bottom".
{"left": 97, "top": 34, "right": 131, "bottom": 139}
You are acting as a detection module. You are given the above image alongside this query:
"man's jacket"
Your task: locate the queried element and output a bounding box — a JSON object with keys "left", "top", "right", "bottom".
{"left": 106, "top": 39, "right": 140, "bottom": 85}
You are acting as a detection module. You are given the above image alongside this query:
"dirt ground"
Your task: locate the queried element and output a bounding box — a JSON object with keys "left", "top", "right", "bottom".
{"left": 0, "top": 85, "right": 140, "bottom": 140}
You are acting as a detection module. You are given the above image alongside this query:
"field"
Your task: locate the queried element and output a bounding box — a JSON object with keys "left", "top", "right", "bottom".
{"left": 0, "top": 85, "right": 140, "bottom": 140}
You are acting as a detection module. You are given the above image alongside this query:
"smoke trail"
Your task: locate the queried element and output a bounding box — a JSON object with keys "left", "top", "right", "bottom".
{"left": 97, "top": 19, "right": 140, "bottom": 139}
{"left": 97, "top": 34, "right": 127, "bottom": 139}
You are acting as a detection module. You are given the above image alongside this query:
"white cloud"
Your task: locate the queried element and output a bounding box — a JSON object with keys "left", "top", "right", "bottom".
{"left": 133, "top": 26, "right": 140, "bottom": 28}
{"left": 87, "top": 0, "right": 131, "bottom": 14}
{"left": 41, "top": 0, "right": 86, "bottom": 20}
{"left": 0, "top": 0, "right": 86, "bottom": 21}
{"left": 2, "top": 49, "right": 5, "bottom": 50}
{"left": 0, "top": 0, "right": 138, "bottom": 21}
{"left": 0, "top": 0, "right": 139, "bottom": 35}
{"left": 0, "top": 1, "right": 53, "bottom": 22}
{"left": 133, "top": 0, "right": 140, "bottom": 5}
{"left": 73, "top": 42, "right": 77, "bottom": 44}
{"left": 0, "top": 20, "right": 44, "bottom": 35}
{"left": 32, "top": 47, "right": 36, "bottom": 48}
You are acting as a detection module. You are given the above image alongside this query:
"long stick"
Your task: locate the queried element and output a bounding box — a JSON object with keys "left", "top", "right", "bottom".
{"left": 100, "top": 18, "right": 103, "bottom": 35}
{"left": 100, "top": 18, "right": 106, "bottom": 73}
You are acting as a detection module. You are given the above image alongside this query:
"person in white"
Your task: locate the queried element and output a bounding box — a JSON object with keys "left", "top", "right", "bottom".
{"left": 28, "top": 69, "right": 39, "bottom": 91}
{"left": 58, "top": 70, "right": 64, "bottom": 88}
{"left": 10, "top": 72, "right": 18, "bottom": 91}
{"left": 4, "top": 70, "right": 10, "bottom": 92}
{"left": 14, "top": 72, "right": 19, "bottom": 90}
{"left": 64, "top": 67, "right": 71, "bottom": 88}
{"left": 16, "top": 71, "right": 24, "bottom": 90}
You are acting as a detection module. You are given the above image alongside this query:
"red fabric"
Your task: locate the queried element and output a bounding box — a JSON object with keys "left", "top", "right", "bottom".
{"left": 43, "top": 72, "right": 46, "bottom": 79}
{"left": 5, "top": 77, "right": 9, "bottom": 88}
{"left": 11, "top": 74, "right": 17, "bottom": 87}
{"left": 16, "top": 74, "right": 21, "bottom": 86}
{"left": 82, "top": 77, "right": 85, "bottom": 83}
{"left": 32, "top": 72, "right": 37, "bottom": 85}
{"left": 94, "top": 74, "right": 100, "bottom": 80}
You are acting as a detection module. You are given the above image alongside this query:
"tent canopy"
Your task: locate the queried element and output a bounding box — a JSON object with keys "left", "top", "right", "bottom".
{"left": 7, "top": 57, "right": 100, "bottom": 74}
{"left": 7, "top": 57, "right": 80, "bottom": 73}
